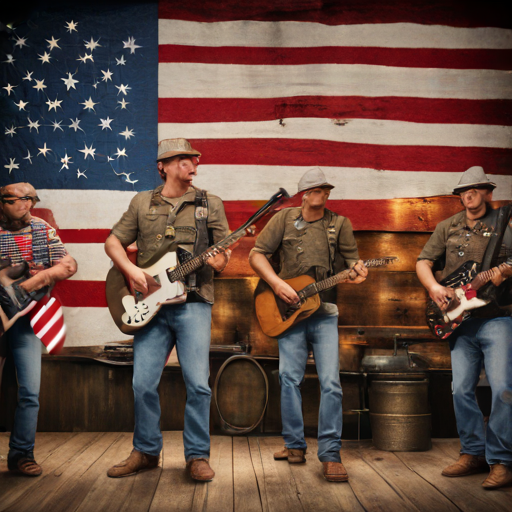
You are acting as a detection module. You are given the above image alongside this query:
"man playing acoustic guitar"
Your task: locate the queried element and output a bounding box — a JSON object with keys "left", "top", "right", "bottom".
{"left": 0, "top": 182, "right": 77, "bottom": 476}
{"left": 416, "top": 166, "right": 512, "bottom": 489}
{"left": 105, "top": 139, "right": 230, "bottom": 481}
{"left": 249, "top": 167, "right": 367, "bottom": 482}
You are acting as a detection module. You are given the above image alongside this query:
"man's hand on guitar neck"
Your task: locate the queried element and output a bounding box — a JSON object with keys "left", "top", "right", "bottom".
{"left": 347, "top": 260, "right": 369, "bottom": 284}
{"left": 206, "top": 248, "right": 232, "bottom": 273}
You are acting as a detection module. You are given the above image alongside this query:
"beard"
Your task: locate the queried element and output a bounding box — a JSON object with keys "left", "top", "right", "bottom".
{"left": 0, "top": 213, "right": 32, "bottom": 232}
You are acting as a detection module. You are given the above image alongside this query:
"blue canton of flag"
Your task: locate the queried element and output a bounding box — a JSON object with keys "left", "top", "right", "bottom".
{"left": 0, "top": 2, "right": 158, "bottom": 191}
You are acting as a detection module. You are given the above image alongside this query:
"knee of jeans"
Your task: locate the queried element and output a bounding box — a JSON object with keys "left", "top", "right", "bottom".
{"left": 17, "top": 384, "right": 40, "bottom": 404}
{"left": 493, "top": 386, "right": 512, "bottom": 406}
{"left": 132, "top": 375, "right": 159, "bottom": 398}
{"left": 279, "top": 371, "right": 303, "bottom": 387}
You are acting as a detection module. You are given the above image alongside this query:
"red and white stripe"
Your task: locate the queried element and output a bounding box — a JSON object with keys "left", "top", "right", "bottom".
{"left": 36, "top": 1, "right": 512, "bottom": 347}
{"left": 29, "top": 295, "right": 67, "bottom": 355}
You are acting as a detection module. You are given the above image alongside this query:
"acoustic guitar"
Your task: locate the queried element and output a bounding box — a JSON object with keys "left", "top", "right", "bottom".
{"left": 106, "top": 188, "right": 289, "bottom": 334}
{"left": 255, "top": 257, "right": 397, "bottom": 337}
{"left": 426, "top": 260, "right": 496, "bottom": 339}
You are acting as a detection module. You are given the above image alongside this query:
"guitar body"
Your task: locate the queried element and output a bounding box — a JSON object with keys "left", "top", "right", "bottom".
{"left": 106, "top": 252, "right": 187, "bottom": 334}
{"left": 426, "top": 261, "right": 490, "bottom": 339}
{"left": 255, "top": 275, "right": 321, "bottom": 337}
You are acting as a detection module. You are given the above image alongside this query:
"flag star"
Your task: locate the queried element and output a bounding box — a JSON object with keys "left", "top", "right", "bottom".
{"left": 38, "top": 143, "right": 52, "bottom": 157}
{"left": 115, "top": 84, "right": 131, "bottom": 95}
{"left": 107, "top": 156, "right": 115, "bottom": 162}
{"left": 69, "top": 118, "right": 84, "bottom": 132}
{"left": 27, "top": 118, "right": 41, "bottom": 133}
{"left": 80, "top": 96, "right": 98, "bottom": 112}
{"left": 14, "top": 36, "right": 28, "bottom": 49}
{"left": 98, "top": 116, "right": 114, "bottom": 130}
{"left": 3, "top": 83, "right": 17, "bottom": 96}
{"left": 14, "top": 99, "right": 28, "bottom": 111}
{"left": 23, "top": 150, "right": 33, "bottom": 164}
{"left": 78, "top": 143, "right": 96, "bottom": 160}
{"left": 115, "top": 55, "right": 126, "bottom": 66}
{"left": 77, "top": 168, "right": 87, "bottom": 179}
{"left": 46, "top": 36, "right": 61, "bottom": 50}
{"left": 92, "top": 81, "right": 99, "bottom": 89}
{"left": 4, "top": 158, "right": 19, "bottom": 174}
{"left": 77, "top": 53, "right": 94, "bottom": 63}
{"left": 84, "top": 37, "right": 101, "bottom": 51}
{"left": 101, "top": 69, "right": 113, "bottom": 82}
{"left": 38, "top": 51, "right": 52, "bottom": 64}
{"left": 51, "top": 119, "right": 64, "bottom": 131}
{"left": 62, "top": 72, "right": 79, "bottom": 91}
{"left": 4, "top": 54, "right": 15, "bottom": 65}
{"left": 46, "top": 97, "right": 63, "bottom": 112}
{"left": 123, "top": 36, "right": 141, "bottom": 54}
{"left": 117, "top": 98, "right": 129, "bottom": 109}
{"left": 114, "top": 147, "right": 127, "bottom": 158}
{"left": 33, "top": 79, "right": 47, "bottom": 91}
{"left": 60, "top": 153, "right": 72, "bottom": 170}
{"left": 119, "top": 126, "right": 134, "bottom": 139}
{"left": 65, "top": 20, "right": 78, "bottom": 33}
{"left": 5, "top": 125, "right": 17, "bottom": 137}
{"left": 22, "top": 71, "right": 33, "bottom": 81}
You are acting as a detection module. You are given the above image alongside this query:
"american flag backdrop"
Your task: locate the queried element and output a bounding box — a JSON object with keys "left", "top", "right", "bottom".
{"left": 1, "top": 0, "right": 511, "bottom": 346}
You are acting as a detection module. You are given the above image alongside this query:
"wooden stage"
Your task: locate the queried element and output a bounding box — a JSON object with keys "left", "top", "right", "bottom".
{"left": 1, "top": 433, "right": 510, "bottom": 512}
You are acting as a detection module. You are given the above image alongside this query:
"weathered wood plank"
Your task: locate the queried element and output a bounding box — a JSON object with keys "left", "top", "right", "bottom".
{"left": 71, "top": 434, "right": 135, "bottom": 512}
{"left": 233, "top": 437, "right": 264, "bottom": 512}
{"left": 0, "top": 432, "right": 80, "bottom": 511}
{"left": 203, "top": 435, "right": 234, "bottom": 512}
{"left": 249, "top": 437, "right": 303, "bottom": 512}
{"left": 3, "top": 433, "right": 119, "bottom": 512}
{"left": 395, "top": 442, "right": 510, "bottom": 512}
{"left": 248, "top": 437, "right": 270, "bottom": 512}
{"left": 150, "top": 431, "right": 195, "bottom": 512}
{"left": 342, "top": 442, "right": 419, "bottom": 512}
{"left": 42, "top": 433, "right": 132, "bottom": 512}
{"left": 359, "top": 445, "right": 459, "bottom": 512}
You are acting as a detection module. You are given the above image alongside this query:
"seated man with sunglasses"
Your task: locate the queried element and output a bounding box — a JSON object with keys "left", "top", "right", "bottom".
{"left": 0, "top": 182, "right": 76, "bottom": 476}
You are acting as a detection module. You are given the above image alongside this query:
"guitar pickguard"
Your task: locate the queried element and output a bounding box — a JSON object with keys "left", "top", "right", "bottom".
{"left": 121, "top": 252, "right": 186, "bottom": 328}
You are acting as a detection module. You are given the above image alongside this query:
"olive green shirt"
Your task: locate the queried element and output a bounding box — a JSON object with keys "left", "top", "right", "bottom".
{"left": 111, "top": 185, "right": 229, "bottom": 303}
{"left": 418, "top": 208, "right": 512, "bottom": 281}
{"left": 251, "top": 207, "right": 360, "bottom": 314}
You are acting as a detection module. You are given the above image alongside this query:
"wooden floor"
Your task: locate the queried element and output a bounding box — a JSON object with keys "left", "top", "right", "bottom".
{"left": 0, "top": 433, "right": 510, "bottom": 512}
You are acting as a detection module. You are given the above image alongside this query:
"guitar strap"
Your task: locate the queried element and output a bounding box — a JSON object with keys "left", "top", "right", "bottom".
{"left": 327, "top": 212, "right": 340, "bottom": 277}
{"left": 480, "top": 205, "right": 512, "bottom": 272}
{"left": 188, "top": 189, "right": 209, "bottom": 290}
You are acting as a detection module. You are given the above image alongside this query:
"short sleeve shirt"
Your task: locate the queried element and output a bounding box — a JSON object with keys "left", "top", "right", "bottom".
{"left": 251, "top": 207, "right": 359, "bottom": 282}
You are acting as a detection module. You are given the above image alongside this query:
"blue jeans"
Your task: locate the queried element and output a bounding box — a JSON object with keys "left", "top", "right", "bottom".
{"left": 132, "top": 302, "right": 212, "bottom": 461}
{"left": 7, "top": 316, "right": 41, "bottom": 460}
{"left": 450, "top": 316, "right": 512, "bottom": 465}
{"left": 278, "top": 313, "right": 343, "bottom": 462}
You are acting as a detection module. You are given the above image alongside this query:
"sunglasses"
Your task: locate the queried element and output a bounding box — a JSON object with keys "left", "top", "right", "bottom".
{"left": 1, "top": 195, "right": 40, "bottom": 205}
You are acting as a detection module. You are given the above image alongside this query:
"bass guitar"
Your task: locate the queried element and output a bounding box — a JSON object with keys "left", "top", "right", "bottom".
{"left": 255, "top": 257, "right": 397, "bottom": 337}
{"left": 106, "top": 188, "right": 289, "bottom": 334}
{"left": 426, "top": 260, "right": 496, "bottom": 339}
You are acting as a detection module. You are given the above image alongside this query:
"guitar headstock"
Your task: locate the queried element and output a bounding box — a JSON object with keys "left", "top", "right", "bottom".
{"left": 364, "top": 256, "right": 398, "bottom": 268}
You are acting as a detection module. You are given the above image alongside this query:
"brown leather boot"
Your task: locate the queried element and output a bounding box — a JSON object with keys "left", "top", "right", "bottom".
{"left": 441, "top": 454, "right": 488, "bottom": 477}
{"left": 273, "top": 447, "right": 306, "bottom": 463}
{"left": 482, "top": 464, "right": 512, "bottom": 489}
{"left": 8, "top": 457, "right": 43, "bottom": 477}
{"left": 322, "top": 461, "right": 349, "bottom": 482}
{"left": 187, "top": 458, "right": 215, "bottom": 481}
{"left": 107, "top": 449, "right": 160, "bottom": 478}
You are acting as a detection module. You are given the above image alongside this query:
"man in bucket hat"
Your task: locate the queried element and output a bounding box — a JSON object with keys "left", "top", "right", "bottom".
{"left": 249, "top": 167, "right": 368, "bottom": 482}
{"left": 105, "top": 139, "right": 230, "bottom": 481}
{"left": 417, "top": 166, "right": 512, "bottom": 489}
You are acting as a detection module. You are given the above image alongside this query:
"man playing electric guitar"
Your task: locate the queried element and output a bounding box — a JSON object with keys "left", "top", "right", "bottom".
{"left": 0, "top": 182, "right": 77, "bottom": 477}
{"left": 416, "top": 166, "right": 512, "bottom": 489}
{"left": 249, "top": 167, "right": 367, "bottom": 482}
{"left": 105, "top": 138, "right": 230, "bottom": 481}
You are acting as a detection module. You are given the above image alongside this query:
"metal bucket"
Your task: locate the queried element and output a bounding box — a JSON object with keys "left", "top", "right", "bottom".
{"left": 213, "top": 355, "right": 269, "bottom": 434}
{"left": 369, "top": 378, "right": 431, "bottom": 451}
